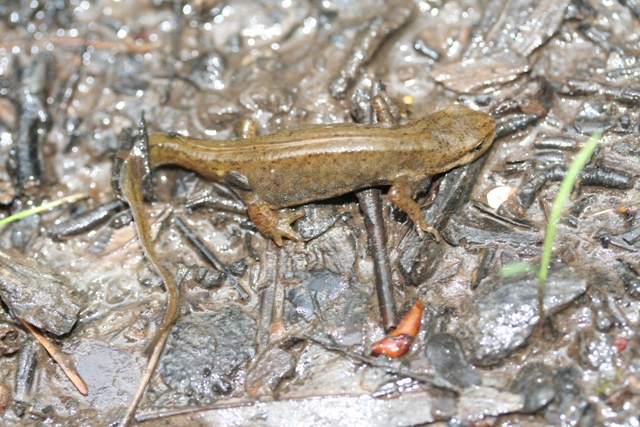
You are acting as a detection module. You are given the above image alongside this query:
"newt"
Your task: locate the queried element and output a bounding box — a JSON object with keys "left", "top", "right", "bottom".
{"left": 144, "top": 103, "right": 495, "bottom": 245}
{"left": 116, "top": 102, "right": 496, "bottom": 425}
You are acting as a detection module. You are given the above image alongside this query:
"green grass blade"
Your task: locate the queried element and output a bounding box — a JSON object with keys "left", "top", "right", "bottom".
{"left": 538, "top": 131, "right": 601, "bottom": 320}
{"left": 499, "top": 262, "right": 537, "bottom": 278}
{"left": 0, "top": 192, "right": 88, "bottom": 228}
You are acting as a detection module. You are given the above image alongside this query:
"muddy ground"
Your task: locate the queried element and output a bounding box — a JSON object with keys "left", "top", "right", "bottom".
{"left": 1, "top": 0, "right": 640, "bottom": 426}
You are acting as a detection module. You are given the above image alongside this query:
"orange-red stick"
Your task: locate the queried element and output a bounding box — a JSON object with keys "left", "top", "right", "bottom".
{"left": 372, "top": 299, "right": 423, "bottom": 358}
{"left": 18, "top": 318, "right": 88, "bottom": 395}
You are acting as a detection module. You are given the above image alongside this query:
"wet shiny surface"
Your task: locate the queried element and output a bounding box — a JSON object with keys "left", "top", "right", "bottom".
{"left": 1, "top": 0, "right": 640, "bottom": 425}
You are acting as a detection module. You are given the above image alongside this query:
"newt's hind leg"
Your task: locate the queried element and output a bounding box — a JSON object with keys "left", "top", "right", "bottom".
{"left": 388, "top": 176, "right": 441, "bottom": 242}
{"left": 371, "top": 91, "right": 401, "bottom": 127}
{"left": 244, "top": 193, "right": 304, "bottom": 246}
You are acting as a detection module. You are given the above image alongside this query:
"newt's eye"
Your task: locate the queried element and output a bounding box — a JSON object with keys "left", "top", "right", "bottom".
{"left": 472, "top": 142, "right": 484, "bottom": 152}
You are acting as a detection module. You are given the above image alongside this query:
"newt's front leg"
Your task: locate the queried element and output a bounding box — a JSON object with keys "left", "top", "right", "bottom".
{"left": 244, "top": 193, "right": 304, "bottom": 246}
{"left": 388, "top": 176, "right": 442, "bottom": 242}
{"left": 370, "top": 89, "right": 440, "bottom": 242}
{"left": 234, "top": 120, "right": 306, "bottom": 246}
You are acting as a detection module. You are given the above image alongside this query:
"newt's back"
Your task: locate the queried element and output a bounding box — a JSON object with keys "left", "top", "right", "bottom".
{"left": 147, "top": 104, "right": 495, "bottom": 208}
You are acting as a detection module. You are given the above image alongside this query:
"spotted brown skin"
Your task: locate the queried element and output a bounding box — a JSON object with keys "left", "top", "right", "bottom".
{"left": 147, "top": 104, "right": 496, "bottom": 244}
{"left": 372, "top": 299, "right": 424, "bottom": 358}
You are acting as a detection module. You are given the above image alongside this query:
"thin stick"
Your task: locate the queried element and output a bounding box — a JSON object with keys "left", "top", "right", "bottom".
{"left": 0, "top": 37, "right": 161, "bottom": 54}
{"left": 120, "top": 327, "right": 171, "bottom": 426}
{"left": 356, "top": 80, "right": 397, "bottom": 331}
{"left": 17, "top": 318, "right": 88, "bottom": 395}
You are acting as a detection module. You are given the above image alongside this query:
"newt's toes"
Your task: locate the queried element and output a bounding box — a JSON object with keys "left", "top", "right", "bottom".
{"left": 269, "top": 209, "right": 304, "bottom": 245}
{"left": 422, "top": 225, "right": 442, "bottom": 243}
{"left": 416, "top": 217, "right": 441, "bottom": 242}
{"left": 247, "top": 198, "right": 306, "bottom": 245}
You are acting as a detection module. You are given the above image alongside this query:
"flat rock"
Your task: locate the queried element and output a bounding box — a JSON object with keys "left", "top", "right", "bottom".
{"left": 456, "top": 262, "right": 587, "bottom": 366}
{"left": 0, "top": 249, "right": 80, "bottom": 335}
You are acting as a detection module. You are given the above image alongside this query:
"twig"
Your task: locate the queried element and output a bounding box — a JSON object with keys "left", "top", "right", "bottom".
{"left": 356, "top": 80, "right": 397, "bottom": 331}
{"left": 17, "top": 318, "right": 88, "bottom": 395}
{"left": 173, "top": 215, "right": 249, "bottom": 299}
{"left": 119, "top": 327, "right": 171, "bottom": 426}
{"left": 0, "top": 37, "right": 161, "bottom": 54}
{"left": 303, "top": 334, "right": 459, "bottom": 393}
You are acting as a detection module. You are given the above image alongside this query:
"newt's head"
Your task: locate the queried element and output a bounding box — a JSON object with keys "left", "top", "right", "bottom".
{"left": 422, "top": 104, "right": 496, "bottom": 174}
